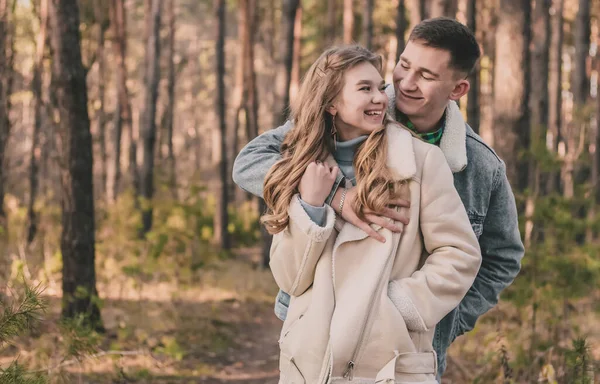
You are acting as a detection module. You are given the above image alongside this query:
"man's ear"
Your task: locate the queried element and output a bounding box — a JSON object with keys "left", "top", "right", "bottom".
{"left": 449, "top": 79, "right": 470, "bottom": 101}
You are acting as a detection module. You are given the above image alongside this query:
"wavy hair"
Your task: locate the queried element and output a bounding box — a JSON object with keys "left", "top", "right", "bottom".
{"left": 261, "top": 45, "right": 407, "bottom": 234}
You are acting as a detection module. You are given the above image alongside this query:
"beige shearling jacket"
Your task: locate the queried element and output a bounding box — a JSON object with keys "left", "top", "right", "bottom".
{"left": 269, "top": 124, "right": 482, "bottom": 384}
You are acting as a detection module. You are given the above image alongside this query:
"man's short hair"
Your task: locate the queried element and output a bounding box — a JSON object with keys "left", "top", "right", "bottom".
{"left": 409, "top": 17, "right": 481, "bottom": 75}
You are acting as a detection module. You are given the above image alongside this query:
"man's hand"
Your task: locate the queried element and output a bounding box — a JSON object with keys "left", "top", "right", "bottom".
{"left": 332, "top": 186, "right": 410, "bottom": 243}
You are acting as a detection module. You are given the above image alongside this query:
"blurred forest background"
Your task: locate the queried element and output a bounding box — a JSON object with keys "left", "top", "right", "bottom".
{"left": 0, "top": 0, "right": 599, "bottom": 383}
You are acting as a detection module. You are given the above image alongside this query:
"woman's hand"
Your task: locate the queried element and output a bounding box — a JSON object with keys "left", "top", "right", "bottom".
{"left": 298, "top": 161, "right": 339, "bottom": 207}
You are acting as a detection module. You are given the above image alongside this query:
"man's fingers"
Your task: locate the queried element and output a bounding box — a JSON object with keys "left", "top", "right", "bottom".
{"left": 364, "top": 213, "right": 403, "bottom": 232}
{"left": 390, "top": 198, "right": 410, "bottom": 208}
{"left": 382, "top": 207, "right": 410, "bottom": 225}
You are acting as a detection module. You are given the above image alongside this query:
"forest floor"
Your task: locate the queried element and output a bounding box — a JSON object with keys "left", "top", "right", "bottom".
{"left": 2, "top": 245, "right": 600, "bottom": 383}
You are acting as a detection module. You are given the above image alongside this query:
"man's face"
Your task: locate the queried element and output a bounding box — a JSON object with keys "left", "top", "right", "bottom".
{"left": 392, "top": 40, "right": 466, "bottom": 121}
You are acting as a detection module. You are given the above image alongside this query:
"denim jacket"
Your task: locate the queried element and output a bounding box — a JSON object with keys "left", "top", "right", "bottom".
{"left": 231, "top": 91, "right": 524, "bottom": 379}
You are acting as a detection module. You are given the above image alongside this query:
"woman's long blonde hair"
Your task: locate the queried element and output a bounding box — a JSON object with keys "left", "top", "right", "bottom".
{"left": 261, "top": 45, "right": 404, "bottom": 234}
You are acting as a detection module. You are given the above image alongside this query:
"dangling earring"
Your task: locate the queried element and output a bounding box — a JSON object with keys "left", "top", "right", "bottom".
{"left": 331, "top": 117, "right": 338, "bottom": 151}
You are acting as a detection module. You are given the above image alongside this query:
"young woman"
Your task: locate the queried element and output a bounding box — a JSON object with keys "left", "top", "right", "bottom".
{"left": 261, "top": 45, "right": 481, "bottom": 384}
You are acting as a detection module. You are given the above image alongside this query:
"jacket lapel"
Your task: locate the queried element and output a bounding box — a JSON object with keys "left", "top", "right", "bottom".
{"left": 385, "top": 86, "right": 468, "bottom": 173}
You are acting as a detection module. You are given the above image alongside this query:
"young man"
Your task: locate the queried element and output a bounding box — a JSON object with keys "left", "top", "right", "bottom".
{"left": 232, "top": 17, "right": 524, "bottom": 380}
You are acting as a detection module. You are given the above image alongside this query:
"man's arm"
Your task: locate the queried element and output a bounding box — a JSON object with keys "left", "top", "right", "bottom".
{"left": 455, "top": 161, "right": 524, "bottom": 337}
{"left": 232, "top": 121, "right": 292, "bottom": 198}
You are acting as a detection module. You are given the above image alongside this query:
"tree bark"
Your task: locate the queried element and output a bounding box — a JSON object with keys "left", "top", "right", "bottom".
{"left": 273, "top": 0, "right": 299, "bottom": 126}
{"left": 326, "top": 0, "right": 336, "bottom": 46}
{"left": 49, "top": 0, "right": 102, "bottom": 329}
{"left": 139, "top": 0, "right": 161, "bottom": 234}
{"left": 492, "top": 0, "right": 531, "bottom": 188}
{"left": 343, "top": 0, "right": 353, "bottom": 44}
{"left": 165, "top": 0, "right": 176, "bottom": 199}
{"left": 395, "top": 0, "right": 406, "bottom": 63}
{"left": 94, "top": 0, "right": 108, "bottom": 200}
{"left": 214, "top": 0, "right": 230, "bottom": 250}
{"left": 27, "top": 0, "right": 49, "bottom": 244}
{"left": 429, "top": 0, "right": 458, "bottom": 18}
{"left": 547, "top": 0, "right": 563, "bottom": 194}
{"left": 289, "top": 4, "right": 302, "bottom": 102}
{"left": 572, "top": 0, "right": 590, "bottom": 106}
{"left": 466, "top": 0, "right": 479, "bottom": 132}
{"left": 0, "top": 0, "right": 10, "bottom": 223}
{"left": 107, "top": 0, "right": 131, "bottom": 203}
{"left": 242, "top": 0, "right": 259, "bottom": 141}
{"left": 363, "top": 0, "right": 373, "bottom": 50}
{"left": 408, "top": 0, "right": 426, "bottom": 32}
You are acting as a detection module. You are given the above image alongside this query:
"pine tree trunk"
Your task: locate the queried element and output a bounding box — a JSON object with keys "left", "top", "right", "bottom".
{"left": 326, "top": 0, "right": 336, "bottom": 46}
{"left": 108, "top": 0, "right": 130, "bottom": 203}
{"left": 27, "top": 0, "right": 48, "bottom": 244}
{"left": 492, "top": 0, "right": 531, "bottom": 188}
{"left": 572, "top": 0, "right": 590, "bottom": 106}
{"left": 429, "top": 0, "right": 457, "bottom": 18}
{"left": 49, "top": 0, "right": 102, "bottom": 330}
{"left": 547, "top": 0, "right": 563, "bottom": 194}
{"left": 466, "top": 0, "right": 479, "bottom": 132}
{"left": 343, "top": 0, "right": 353, "bottom": 44}
{"left": 0, "top": 0, "right": 9, "bottom": 223}
{"left": 94, "top": 0, "right": 107, "bottom": 200}
{"left": 363, "top": 0, "right": 373, "bottom": 50}
{"left": 395, "top": 0, "right": 406, "bottom": 63}
{"left": 139, "top": 0, "right": 161, "bottom": 234}
{"left": 165, "top": 0, "right": 176, "bottom": 199}
{"left": 214, "top": 0, "right": 230, "bottom": 250}
{"left": 289, "top": 5, "right": 302, "bottom": 102}
{"left": 273, "top": 0, "right": 299, "bottom": 126}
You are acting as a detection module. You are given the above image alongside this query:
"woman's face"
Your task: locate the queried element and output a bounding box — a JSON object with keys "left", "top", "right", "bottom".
{"left": 329, "top": 61, "right": 388, "bottom": 141}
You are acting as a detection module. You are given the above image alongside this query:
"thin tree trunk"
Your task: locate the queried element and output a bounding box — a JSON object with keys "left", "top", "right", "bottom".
{"left": 243, "top": 0, "right": 259, "bottom": 141}
{"left": 525, "top": 0, "right": 550, "bottom": 249}
{"left": 492, "top": 0, "right": 531, "bottom": 188}
{"left": 49, "top": 0, "right": 102, "bottom": 329}
{"left": 343, "top": 0, "right": 353, "bottom": 44}
{"left": 27, "top": 0, "right": 49, "bottom": 244}
{"left": 108, "top": 0, "right": 130, "bottom": 202}
{"left": 363, "top": 0, "right": 373, "bottom": 50}
{"left": 273, "top": 0, "right": 299, "bottom": 126}
{"left": 408, "top": 0, "right": 426, "bottom": 32}
{"left": 395, "top": 0, "right": 406, "bottom": 63}
{"left": 429, "top": 0, "right": 457, "bottom": 18}
{"left": 0, "top": 0, "right": 10, "bottom": 223}
{"left": 466, "top": 0, "right": 479, "bottom": 132}
{"left": 326, "top": 0, "right": 336, "bottom": 46}
{"left": 572, "top": 0, "right": 590, "bottom": 106}
{"left": 214, "top": 0, "right": 230, "bottom": 250}
{"left": 139, "top": 0, "right": 161, "bottom": 234}
{"left": 289, "top": 4, "right": 302, "bottom": 102}
{"left": 547, "top": 0, "right": 563, "bottom": 194}
{"left": 94, "top": 0, "right": 107, "bottom": 199}
{"left": 165, "top": 0, "right": 176, "bottom": 198}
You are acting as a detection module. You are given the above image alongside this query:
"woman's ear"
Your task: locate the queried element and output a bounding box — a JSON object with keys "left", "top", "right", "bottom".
{"left": 327, "top": 105, "right": 337, "bottom": 116}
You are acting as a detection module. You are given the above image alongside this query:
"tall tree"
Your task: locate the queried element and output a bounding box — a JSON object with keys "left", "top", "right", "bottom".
{"left": 0, "top": 0, "right": 10, "bottom": 224}
{"left": 214, "top": 0, "right": 230, "bottom": 250}
{"left": 164, "top": 0, "right": 176, "bottom": 198}
{"left": 27, "top": 0, "right": 49, "bottom": 243}
{"left": 343, "top": 0, "right": 353, "bottom": 44}
{"left": 408, "top": 0, "right": 426, "bottom": 31}
{"left": 273, "top": 0, "right": 300, "bottom": 126}
{"left": 395, "top": 0, "right": 406, "bottom": 63}
{"left": 492, "top": 0, "right": 531, "bottom": 187}
{"left": 429, "top": 0, "right": 457, "bottom": 18}
{"left": 363, "top": 0, "right": 373, "bottom": 50}
{"left": 107, "top": 0, "right": 131, "bottom": 203}
{"left": 572, "top": 0, "right": 590, "bottom": 106}
{"left": 49, "top": 0, "right": 102, "bottom": 328}
{"left": 466, "top": 0, "right": 479, "bottom": 132}
{"left": 289, "top": 4, "right": 303, "bottom": 101}
{"left": 94, "top": 0, "right": 108, "bottom": 199}
{"left": 242, "top": 0, "right": 259, "bottom": 141}
{"left": 326, "top": 0, "right": 336, "bottom": 46}
{"left": 139, "top": 0, "right": 161, "bottom": 234}
{"left": 547, "top": 0, "right": 563, "bottom": 193}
